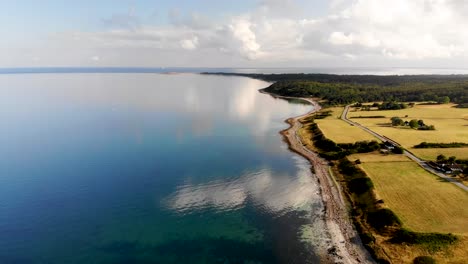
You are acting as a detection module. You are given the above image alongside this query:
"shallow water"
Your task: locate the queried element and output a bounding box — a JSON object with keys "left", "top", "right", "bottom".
{"left": 0, "top": 73, "right": 327, "bottom": 263}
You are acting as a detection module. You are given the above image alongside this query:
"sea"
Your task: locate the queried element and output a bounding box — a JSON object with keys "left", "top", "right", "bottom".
{"left": 1, "top": 67, "right": 466, "bottom": 263}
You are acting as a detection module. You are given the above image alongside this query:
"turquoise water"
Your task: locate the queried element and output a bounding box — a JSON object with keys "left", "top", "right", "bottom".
{"left": 0, "top": 73, "right": 327, "bottom": 263}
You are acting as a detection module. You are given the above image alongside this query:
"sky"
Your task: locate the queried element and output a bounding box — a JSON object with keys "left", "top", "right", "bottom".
{"left": 1, "top": 0, "right": 468, "bottom": 68}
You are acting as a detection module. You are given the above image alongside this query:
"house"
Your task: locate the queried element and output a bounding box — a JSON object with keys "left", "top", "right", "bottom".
{"left": 441, "top": 166, "right": 453, "bottom": 174}
{"left": 447, "top": 164, "right": 464, "bottom": 173}
{"left": 427, "top": 161, "right": 443, "bottom": 171}
{"left": 383, "top": 141, "right": 395, "bottom": 150}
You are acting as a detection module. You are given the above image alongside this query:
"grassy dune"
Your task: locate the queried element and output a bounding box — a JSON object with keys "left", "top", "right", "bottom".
{"left": 314, "top": 107, "right": 377, "bottom": 143}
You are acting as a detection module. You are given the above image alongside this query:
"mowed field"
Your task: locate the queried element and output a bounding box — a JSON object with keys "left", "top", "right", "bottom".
{"left": 347, "top": 103, "right": 468, "bottom": 148}
{"left": 350, "top": 153, "right": 468, "bottom": 234}
{"left": 411, "top": 147, "right": 468, "bottom": 160}
{"left": 314, "top": 107, "right": 377, "bottom": 143}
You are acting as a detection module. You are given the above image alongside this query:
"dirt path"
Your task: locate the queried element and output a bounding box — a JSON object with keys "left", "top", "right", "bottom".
{"left": 275, "top": 96, "right": 375, "bottom": 264}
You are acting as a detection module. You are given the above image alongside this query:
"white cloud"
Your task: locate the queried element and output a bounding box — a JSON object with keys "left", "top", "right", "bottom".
{"left": 3, "top": 0, "right": 468, "bottom": 67}
{"left": 180, "top": 36, "right": 199, "bottom": 50}
{"left": 228, "top": 18, "right": 262, "bottom": 60}
{"left": 328, "top": 32, "right": 353, "bottom": 45}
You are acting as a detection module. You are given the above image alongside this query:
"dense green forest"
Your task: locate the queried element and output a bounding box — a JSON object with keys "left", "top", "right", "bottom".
{"left": 204, "top": 72, "right": 468, "bottom": 106}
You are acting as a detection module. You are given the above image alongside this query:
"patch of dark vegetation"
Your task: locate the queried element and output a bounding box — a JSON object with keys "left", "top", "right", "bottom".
{"left": 414, "top": 142, "right": 468, "bottom": 148}
{"left": 455, "top": 103, "right": 468, "bottom": 108}
{"left": 391, "top": 117, "right": 436, "bottom": 130}
{"left": 338, "top": 140, "right": 381, "bottom": 154}
{"left": 392, "top": 146, "right": 404, "bottom": 154}
{"left": 413, "top": 256, "right": 437, "bottom": 264}
{"left": 350, "top": 115, "right": 386, "bottom": 118}
{"left": 378, "top": 101, "right": 408, "bottom": 110}
{"left": 391, "top": 229, "right": 458, "bottom": 252}
{"left": 313, "top": 110, "right": 332, "bottom": 119}
{"left": 338, "top": 158, "right": 367, "bottom": 178}
{"left": 349, "top": 177, "right": 374, "bottom": 195}
{"left": 367, "top": 209, "right": 401, "bottom": 231}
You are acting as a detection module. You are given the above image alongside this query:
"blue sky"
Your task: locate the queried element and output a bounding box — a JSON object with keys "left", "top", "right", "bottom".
{"left": 1, "top": 0, "right": 467, "bottom": 67}
{"left": 1, "top": 1, "right": 257, "bottom": 37}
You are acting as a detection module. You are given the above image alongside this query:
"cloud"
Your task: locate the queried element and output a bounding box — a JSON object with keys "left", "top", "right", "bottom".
{"left": 328, "top": 32, "right": 353, "bottom": 45}
{"left": 180, "top": 36, "right": 199, "bottom": 50}
{"left": 166, "top": 157, "right": 322, "bottom": 214}
{"left": 228, "top": 18, "right": 262, "bottom": 59}
{"left": 3, "top": 0, "right": 468, "bottom": 67}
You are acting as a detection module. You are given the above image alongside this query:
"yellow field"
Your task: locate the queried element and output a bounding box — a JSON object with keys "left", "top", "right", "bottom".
{"left": 355, "top": 154, "right": 468, "bottom": 234}
{"left": 347, "top": 103, "right": 468, "bottom": 149}
{"left": 411, "top": 148, "right": 468, "bottom": 160}
{"left": 349, "top": 153, "right": 410, "bottom": 163}
{"left": 314, "top": 107, "right": 377, "bottom": 143}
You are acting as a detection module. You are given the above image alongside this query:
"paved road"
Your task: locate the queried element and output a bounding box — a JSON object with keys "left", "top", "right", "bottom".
{"left": 341, "top": 105, "right": 468, "bottom": 192}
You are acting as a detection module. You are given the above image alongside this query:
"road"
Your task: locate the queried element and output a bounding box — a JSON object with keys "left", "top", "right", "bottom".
{"left": 341, "top": 105, "right": 468, "bottom": 192}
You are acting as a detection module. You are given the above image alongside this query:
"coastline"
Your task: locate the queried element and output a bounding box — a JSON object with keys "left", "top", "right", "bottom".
{"left": 263, "top": 90, "right": 375, "bottom": 263}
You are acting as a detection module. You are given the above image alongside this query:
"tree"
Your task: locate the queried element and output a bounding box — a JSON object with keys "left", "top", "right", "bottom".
{"left": 391, "top": 117, "right": 404, "bottom": 126}
{"left": 437, "top": 96, "right": 450, "bottom": 104}
{"left": 409, "top": 119, "right": 419, "bottom": 129}
{"left": 448, "top": 156, "right": 457, "bottom": 164}
{"left": 392, "top": 146, "right": 404, "bottom": 154}
{"left": 436, "top": 154, "right": 447, "bottom": 163}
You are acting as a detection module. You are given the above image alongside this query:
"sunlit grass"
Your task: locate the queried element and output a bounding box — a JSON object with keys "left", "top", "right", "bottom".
{"left": 347, "top": 104, "right": 468, "bottom": 148}
{"left": 356, "top": 154, "right": 468, "bottom": 234}
{"left": 315, "top": 107, "right": 377, "bottom": 143}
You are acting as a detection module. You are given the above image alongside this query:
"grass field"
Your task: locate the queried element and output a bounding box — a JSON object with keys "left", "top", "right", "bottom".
{"left": 314, "top": 107, "right": 377, "bottom": 143}
{"left": 411, "top": 148, "right": 468, "bottom": 160}
{"left": 351, "top": 153, "right": 468, "bottom": 234}
{"left": 347, "top": 103, "right": 468, "bottom": 149}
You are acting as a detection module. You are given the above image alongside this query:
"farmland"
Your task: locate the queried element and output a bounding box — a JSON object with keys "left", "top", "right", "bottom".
{"left": 348, "top": 103, "right": 468, "bottom": 161}
{"left": 313, "top": 107, "right": 377, "bottom": 143}
{"left": 350, "top": 153, "right": 468, "bottom": 234}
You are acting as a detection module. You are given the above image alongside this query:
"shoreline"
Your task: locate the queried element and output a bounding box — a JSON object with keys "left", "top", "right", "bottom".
{"left": 264, "top": 90, "right": 374, "bottom": 263}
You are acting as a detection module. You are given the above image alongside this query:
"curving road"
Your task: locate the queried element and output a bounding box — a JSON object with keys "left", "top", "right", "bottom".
{"left": 341, "top": 105, "right": 468, "bottom": 192}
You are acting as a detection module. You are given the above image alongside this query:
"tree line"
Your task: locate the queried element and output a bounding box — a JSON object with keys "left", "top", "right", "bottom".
{"left": 204, "top": 72, "right": 468, "bottom": 106}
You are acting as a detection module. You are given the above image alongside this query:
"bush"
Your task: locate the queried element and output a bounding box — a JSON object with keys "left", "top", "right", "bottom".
{"left": 414, "top": 142, "right": 468, "bottom": 148}
{"left": 338, "top": 159, "right": 366, "bottom": 178}
{"left": 390, "top": 229, "right": 457, "bottom": 251}
{"left": 360, "top": 232, "right": 375, "bottom": 244}
{"left": 349, "top": 177, "right": 374, "bottom": 194}
{"left": 413, "top": 256, "right": 436, "bottom": 264}
{"left": 367, "top": 209, "right": 401, "bottom": 230}
{"left": 392, "top": 146, "right": 404, "bottom": 154}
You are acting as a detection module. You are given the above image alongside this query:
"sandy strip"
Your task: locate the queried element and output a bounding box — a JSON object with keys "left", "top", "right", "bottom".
{"left": 266, "top": 92, "right": 375, "bottom": 263}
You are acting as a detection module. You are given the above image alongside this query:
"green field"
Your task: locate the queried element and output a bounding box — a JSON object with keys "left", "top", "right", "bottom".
{"left": 351, "top": 153, "right": 468, "bottom": 234}
{"left": 348, "top": 103, "right": 468, "bottom": 148}
{"left": 314, "top": 107, "right": 377, "bottom": 143}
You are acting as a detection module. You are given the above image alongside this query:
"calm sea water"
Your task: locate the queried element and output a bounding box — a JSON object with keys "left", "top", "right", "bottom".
{"left": 0, "top": 73, "right": 328, "bottom": 263}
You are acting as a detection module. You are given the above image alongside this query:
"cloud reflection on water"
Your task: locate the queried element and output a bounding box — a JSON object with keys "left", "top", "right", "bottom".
{"left": 167, "top": 156, "right": 323, "bottom": 216}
